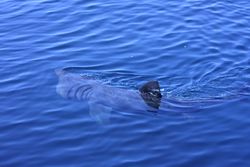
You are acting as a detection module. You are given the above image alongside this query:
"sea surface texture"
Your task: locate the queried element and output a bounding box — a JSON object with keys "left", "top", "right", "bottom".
{"left": 1, "top": 0, "right": 250, "bottom": 166}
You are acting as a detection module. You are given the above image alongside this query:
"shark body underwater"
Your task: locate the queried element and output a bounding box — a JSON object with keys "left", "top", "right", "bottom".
{"left": 55, "top": 68, "right": 213, "bottom": 122}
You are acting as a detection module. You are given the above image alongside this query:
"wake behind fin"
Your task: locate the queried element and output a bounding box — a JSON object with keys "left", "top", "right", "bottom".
{"left": 139, "top": 81, "right": 162, "bottom": 109}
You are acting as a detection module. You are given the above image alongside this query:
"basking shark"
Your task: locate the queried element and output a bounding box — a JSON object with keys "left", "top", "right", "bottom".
{"left": 55, "top": 68, "right": 164, "bottom": 122}
{"left": 56, "top": 68, "right": 247, "bottom": 122}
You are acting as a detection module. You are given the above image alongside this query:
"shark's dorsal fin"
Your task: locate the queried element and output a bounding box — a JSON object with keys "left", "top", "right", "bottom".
{"left": 139, "top": 81, "right": 162, "bottom": 109}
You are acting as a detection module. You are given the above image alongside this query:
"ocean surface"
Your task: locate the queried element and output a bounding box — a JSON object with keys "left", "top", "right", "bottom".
{"left": 1, "top": 0, "right": 250, "bottom": 166}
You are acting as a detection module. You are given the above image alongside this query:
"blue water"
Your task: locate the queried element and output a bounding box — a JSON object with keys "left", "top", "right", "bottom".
{"left": 1, "top": 0, "right": 250, "bottom": 166}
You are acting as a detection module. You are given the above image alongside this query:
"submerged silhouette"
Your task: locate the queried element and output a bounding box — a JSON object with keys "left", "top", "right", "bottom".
{"left": 56, "top": 68, "right": 163, "bottom": 123}
{"left": 55, "top": 68, "right": 236, "bottom": 123}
